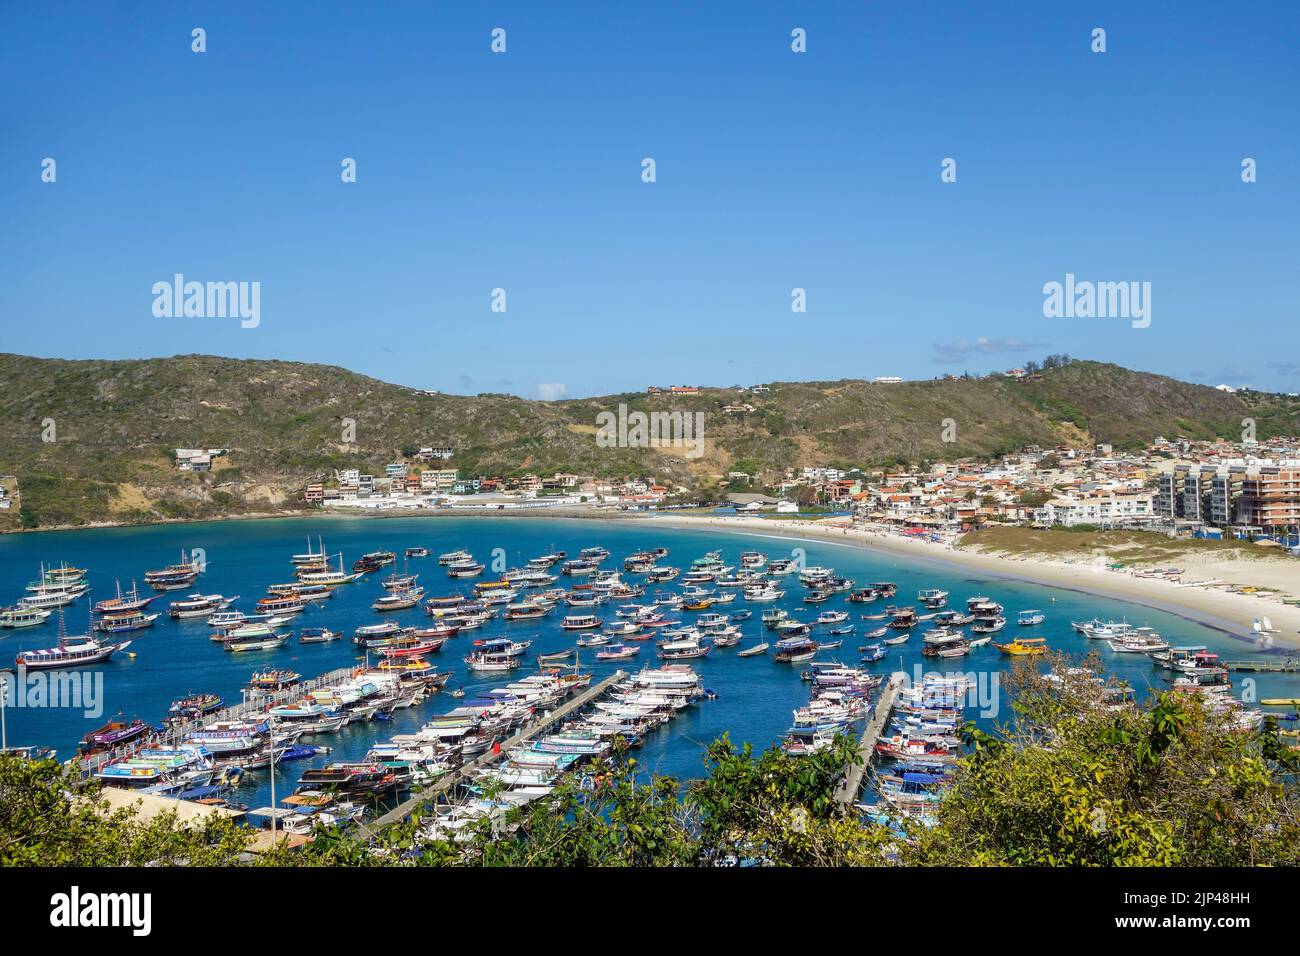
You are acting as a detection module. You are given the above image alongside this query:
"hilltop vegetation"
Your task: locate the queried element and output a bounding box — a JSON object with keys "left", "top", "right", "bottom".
{"left": 0, "top": 353, "right": 1295, "bottom": 529}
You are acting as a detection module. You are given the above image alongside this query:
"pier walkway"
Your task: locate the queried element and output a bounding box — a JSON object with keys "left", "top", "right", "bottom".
{"left": 365, "top": 668, "right": 627, "bottom": 834}
{"left": 1223, "top": 658, "right": 1300, "bottom": 673}
{"left": 834, "top": 672, "right": 906, "bottom": 810}
{"left": 75, "top": 664, "right": 362, "bottom": 778}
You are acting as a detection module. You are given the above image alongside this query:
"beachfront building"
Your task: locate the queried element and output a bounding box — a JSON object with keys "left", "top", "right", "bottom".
{"left": 1034, "top": 493, "right": 1155, "bottom": 528}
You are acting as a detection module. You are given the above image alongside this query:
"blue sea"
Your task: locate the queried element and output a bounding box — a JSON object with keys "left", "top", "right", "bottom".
{"left": 1, "top": 515, "right": 1293, "bottom": 812}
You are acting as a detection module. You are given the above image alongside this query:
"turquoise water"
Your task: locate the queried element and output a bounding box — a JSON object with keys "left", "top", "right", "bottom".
{"left": 1, "top": 515, "right": 1293, "bottom": 812}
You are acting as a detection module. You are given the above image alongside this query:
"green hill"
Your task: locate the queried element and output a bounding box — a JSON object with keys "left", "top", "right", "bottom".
{"left": 0, "top": 353, "right": 1294, "bottom": 529}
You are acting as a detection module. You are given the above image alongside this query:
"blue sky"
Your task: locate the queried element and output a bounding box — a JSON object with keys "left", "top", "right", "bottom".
{"left": 3, "top": 1, "right": 1297, "bottom": 398}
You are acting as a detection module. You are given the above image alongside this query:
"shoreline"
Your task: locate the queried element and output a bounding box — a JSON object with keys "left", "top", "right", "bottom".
{"left": 10, "top": 505, "right": 1298, "bottom": 649}
{"left": 634, "top": 514, "right": 1300, "bottom": 650}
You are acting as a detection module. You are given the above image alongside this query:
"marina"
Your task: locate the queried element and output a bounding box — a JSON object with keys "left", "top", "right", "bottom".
{"left": 0, "top": 515, "right": 1293, "bottom": 826}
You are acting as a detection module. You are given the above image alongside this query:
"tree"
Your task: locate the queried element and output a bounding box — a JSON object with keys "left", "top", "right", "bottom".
{"left": 900, "top": 657, "right": 1300, "bottom": 866}
{"left": 0, "top": 756, "right": 251, "bottom": 866}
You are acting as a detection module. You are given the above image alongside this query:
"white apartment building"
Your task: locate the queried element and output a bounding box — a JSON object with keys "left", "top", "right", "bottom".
{"left": 1034, "top": 493, "right": 1155, "bottom": 527}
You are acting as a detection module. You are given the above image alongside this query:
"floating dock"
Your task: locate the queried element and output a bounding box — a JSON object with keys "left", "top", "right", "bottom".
{"left": 365, "top": 668, "right": 628, "bottom": 834}
{"left": 834, "top": 672, "right": 906, "bottom": 809}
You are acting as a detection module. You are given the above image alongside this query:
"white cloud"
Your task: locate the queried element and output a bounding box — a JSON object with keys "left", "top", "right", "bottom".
{"left": 931, "top": 337, "right": 1041, "bottom": 364}
{"left": 536, "top": 382, "right": 567, "bottom": 401}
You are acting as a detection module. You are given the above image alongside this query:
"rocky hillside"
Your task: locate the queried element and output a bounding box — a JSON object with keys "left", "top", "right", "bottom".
{"left": 0, "top": 354, "right": 1294, "bottom": 529}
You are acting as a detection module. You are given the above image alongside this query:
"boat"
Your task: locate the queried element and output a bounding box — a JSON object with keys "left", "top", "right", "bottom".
{"left": 405, "top": 547, "right": 430, "bottom": 558}
{"left": 144, "top": 551, "right": 201, "bottom": 591}
{"left": 299, "top": 627, "right": 342, "bottom": 644}
{"left": 738, "top": 643, "right": 769, "bottom": 657}
{"left": 93, "top": 581, "right": 155, "bottom": 615}
{"left": 861, "top": 644, "right": 887, "bottom": 663}
{"left": 15, "top": 619, "right": 132, "bottom": 670}
{"left": 537, "top": 649, "right": 575, "bottom": 662}
{"left": 829, "top": 623, "right": 856, "bottom": 636}
{"left": 0, "top": 606, "right": 52, "bottom": 628}
{"left": 167, "top": 693, "right": 224, "bottom": 723}
{"left": 730, "top": 610, "right": 752, "bottom": 622}
{"left": 1017, "top": 610, "right": 1046, "bottom": 626}
{"left": 772, "top": 637, "right": 817, "bottom": 663}
{"left": 373, "top": 587, "right": 425, "bottom": 611}
{"left": 596, "top": 644, "right": 640, "bottom": 661}
{"left": 993, "top": 637, "right": 1047, "bottom": 656}
{"left": 882, "top": 633, "right": 909, "bottom": 645}
{"left": 291, "top": 536, "right": 329, "bottom": 566}
{"left": 249, "top": 670, "right": 301, "bottom": 691}
{"left": 970, "top": 616, "right": 1007, "bottom": 634}
{"left": 224, "top": 632, "right": 291, "bottom": 653}
{"left": 816, "top": 610, "right": 849, "bottom": 626}
{"left": 561, "top": 614, "right": 602, "bottom": 631}
{"left": 79, "top": 717, "right": 149, "bottom": 755}
{"left": 93, "top": 610, "right": 159, "bottom": 633}
{"left": 168, "top": 594, "right": 233, "bottom": 619}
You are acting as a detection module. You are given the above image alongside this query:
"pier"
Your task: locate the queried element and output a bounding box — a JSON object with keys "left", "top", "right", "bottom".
{"left": 75, "top": 663, "right": 363, "bottom": 779}
{"left": 1222, "top": 658, "right": 1300, "bottom": 673}
{"left": 834, "top": 672, "right": 905, "bottom": 810}
{"left": 365, "top": 668, "right": 628, "bottom": 834}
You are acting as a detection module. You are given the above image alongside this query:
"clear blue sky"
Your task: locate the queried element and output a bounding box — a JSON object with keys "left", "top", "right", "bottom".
{"left": 3, "top": 1, "right": 1297, "bottom": 398}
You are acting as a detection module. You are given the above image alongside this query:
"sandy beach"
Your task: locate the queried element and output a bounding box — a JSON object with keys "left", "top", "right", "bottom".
{"left": 634, "top": 513, "right": 1300, "bottom": 649}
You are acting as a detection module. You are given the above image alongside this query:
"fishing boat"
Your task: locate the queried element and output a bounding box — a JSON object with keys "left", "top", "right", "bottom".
{"left": 730, "top": 610, "right": 752, "bottom": 622}
{"left": 738, "top": 643, "right": 769, "bottom": 657}
{"left": 816, "top": 640, "right": 842, "bottom": 651}
{"left": 970, "top": 616, "right": 1007, "bottom": 634}
{"left": 93, "top": 581, "right": 155, "bottom": 616}
{"left": 917, "top": 588, "right": 949, "bottom": 609}
{"left": 829, "top": 623, "right": 856, "bottom": 636}
{"left": 848, "top": 587, "right": 878, "bottom": 603}
{"left": 658, "top": 641, "right": 711, "bottom": 660}
{"left": 596, "top": 644, "right": 640, "bottom": 661}
{"left": 890, "top": 608, "right": 918, "bottom": 629}
{"left": 882, "top": 633, "right": 909, "bottom": 645}
{"left": 0, "top": 606, "right": 51, "bottom": 628}
{"left": 168, "top": 593, "right": 234, "bottom": 619}
{"left": 561, "top": 614, "right": 602, "bottom": 631}
{"left": 405, "top": 547, "right": 430, "bottom": 558}
{"left": 1017, "top": 609, "right": 1046, "bottom": 626}
{"left": 447, "top": 561, "right": 486, "bottom": 579}
{"left": 993, "top": 636, "right": 1047, "bottom": 656}
{"left": 299, "top": 627, "right": 342, "bottom": 644}
{"left": 537, "top": 649, "right": 575, "bottom": 663}
{"left": 816, "top": 610, "right": 849, "bottom": 626}
{"left": 861, "top": 644, "right": 887, "bottom": 663}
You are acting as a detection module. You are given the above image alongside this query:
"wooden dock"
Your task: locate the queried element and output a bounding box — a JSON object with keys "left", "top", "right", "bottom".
{"left": 834, "top": 672, "right": 906, "bottom": 810}
{"left": 364, "top": 669, "right": 628, "bottom": 834}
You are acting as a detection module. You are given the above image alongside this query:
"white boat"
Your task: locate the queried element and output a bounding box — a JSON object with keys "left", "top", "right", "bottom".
{"left": 0, "top": 606, "right": 52, "bottom": 628}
